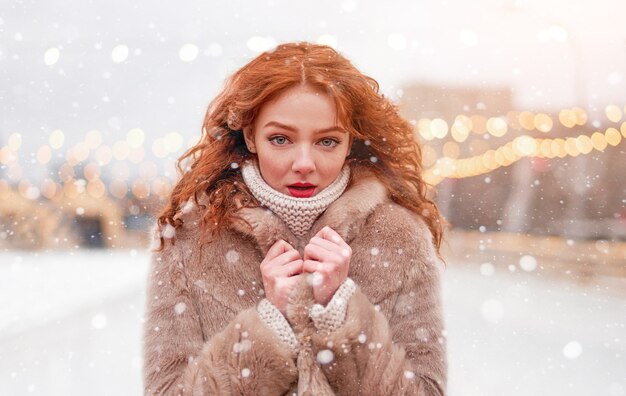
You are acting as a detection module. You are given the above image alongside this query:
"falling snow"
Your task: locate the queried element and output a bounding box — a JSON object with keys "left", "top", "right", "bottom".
{"left": 316, "top": 349, "right": 334, "bottom": 364}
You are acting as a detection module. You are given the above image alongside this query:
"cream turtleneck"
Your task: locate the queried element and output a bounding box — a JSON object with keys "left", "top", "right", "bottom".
{"left": 240, "top": 159, "right": 351, "bottom": 238}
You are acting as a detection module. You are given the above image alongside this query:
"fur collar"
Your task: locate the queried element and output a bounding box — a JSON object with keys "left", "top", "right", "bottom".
{"left": 228, "top": 163, "right": 389, "bottom": 255}
{"left": 181, "top": 162, "right": 389, "bottom": 256}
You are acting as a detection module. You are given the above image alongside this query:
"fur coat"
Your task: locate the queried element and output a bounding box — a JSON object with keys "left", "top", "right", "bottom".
{"left": 142, "top": 164, "right": 448, "bottom": 395}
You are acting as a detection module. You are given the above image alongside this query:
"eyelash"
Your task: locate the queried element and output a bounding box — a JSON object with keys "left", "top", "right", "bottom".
{"left": 268, "top": 135, "right": 341, "bottom": 148}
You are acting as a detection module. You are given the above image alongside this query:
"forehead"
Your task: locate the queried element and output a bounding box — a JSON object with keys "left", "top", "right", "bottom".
{"left": 255, "top": 85, "right": 337, "bottom": 122}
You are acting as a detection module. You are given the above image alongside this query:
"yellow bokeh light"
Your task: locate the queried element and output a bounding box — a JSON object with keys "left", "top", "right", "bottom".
{"left": 605, "top": 127, "right": 622, "bottom": 146}
{"left": 8, "top": 133, "right": 22, "bottom": 151}
{"left": 534, "top": 113, "right": 553, "bottom": 133}
{"left": 451, "top": 115, "right": 471, "bottom": 142}
{"left": 518, "top": 112, "right": 535, "bottom": 130}
{"left": 36, "top": 145, "right": 52, "bottom": 164}
{"left": 503, "top": 143, "right": 518, "bottom": 162}
{"left": 591, "top": 132, "right": 607, "bottom": 151}
{"left": 63, "top": 179, "right": 81, "bottom": 199}
{"left": 112, "top": 140, "right": 130, "bottom": 161}
{"left": 87, "top": 179, "right": 106, "bottom": 199}
{"left": 470, "top": 115, "right": 486, "bottom": 134}
{"left": 66, "top": 142, "right": 90, "bottom": 164}
{"left": 85, "top": 129, "right": 102, "bottom": 149}
{"left": 573, "top": 107, "right": 587, "bottom": 125}
{"left": 430, "top": 118, "right": 449, "bottom": 139}
{"left": 152, "top": 138, "right": 169, "bottom": 158}
{"left": 621, "top": 122, "right": 626, "bottom": 138}
{"left": 49, "top": 129, "right": 65, "bottom": 149}
{"left": 486, "top": 117, "right": 507, "bottom": 137}
{"left": 164, "top": 132, "right": 183, "bottom": 152}
{"left": 109, "top": 179, "right": 128, "bottom": 199}
{"left": 513, "top": 135, "right": 537, "bottom": 156}
{"left": 95, "top": 145, "right": 113, "bottom": 165}
{"left": 18, "top": 180, "right": 40, "bottom": 200}
{"left": 564, "top": 137, "right": 580, "bottom": 157}
{"left": 539, "top": 139, "right": 552, "bottom": 158}
{"left": 442, "top": 141, "right": 460, "bottom": 159}
{"left": 58, "top": 163, "right": 74, "bottom": 182}
{"left": 417, "top": 118, "right": 434, "bottom": 141}
{"left": 495, "top": 147, "right": 506, "bottom": 165}
{"left": 84, "top": 162, "right": 101, "bottom": 181}
{"left": 127, "top": 128, "right": 145, "bottom": 148}
{"left": 605, "top": 105, "right": 622, "bottom": 123}
{"left": 558, "top": 109, "right": 577, "bottom": 128}
{"left": 575, "top": 135, "right": 593, "bottom": 154}
{"left": 41, "top": 178, "right": 58, "bottom": 200}
{"left": 482, "top": 149, "right": 497, "bottom": 169}
{"left": 552, "top": 138, "right": 566, "bottom": 158}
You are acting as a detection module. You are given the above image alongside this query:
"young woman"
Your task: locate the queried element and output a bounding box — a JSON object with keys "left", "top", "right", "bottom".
{"left": 143, "top": 41, "right": 449, "bottom": 395}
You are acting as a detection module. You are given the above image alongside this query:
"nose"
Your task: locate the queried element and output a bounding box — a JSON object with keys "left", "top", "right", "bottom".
{"left": 291, "top": 145, "right": 316, "bottom": 176}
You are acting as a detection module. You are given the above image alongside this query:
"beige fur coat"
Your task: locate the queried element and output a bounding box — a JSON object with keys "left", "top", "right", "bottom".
{"left": 143, "top": 165, "right": 448, "bottom": 395}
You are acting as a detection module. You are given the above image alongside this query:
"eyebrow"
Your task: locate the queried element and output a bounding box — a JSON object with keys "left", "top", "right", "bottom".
{"left": 263, "top": 121, "right": 346, "bottom": 134}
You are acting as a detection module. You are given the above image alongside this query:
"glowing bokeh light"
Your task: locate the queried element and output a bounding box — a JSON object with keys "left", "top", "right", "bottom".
{"left": 179, "top": 43, "right": 199, "bottom": 62}
{"left": 36, "top": 145, "right": 52, "bottom": 164}
{"left": 534, "top": 113, "right": 553, "bottom": 133}
{"left": 558, "top": 109, "right": 577, "bottom": 128}
{"left": 111, "top": 44, "right": 129, "bottom": 63}
{"left": 605, "top": 105, "right": 622, "bottom": 123}
{"left": 431, "top": 118, "right": 449, "bottom": 139}
{"left": 44, "top": 47, "right": 60, "bottom": 66}
{"left": 49, "top": 129, "right": 65, "bottom": 149}
{"left": 486, "top": 117, "right": 507, "bottom": 137}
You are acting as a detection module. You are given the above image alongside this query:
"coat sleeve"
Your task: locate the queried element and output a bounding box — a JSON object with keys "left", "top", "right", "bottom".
{"left": 142, "top": 230, "right": 298, "bottom": 395}
{"left": 307, "top": 218, "right": 448, "bottom": 396}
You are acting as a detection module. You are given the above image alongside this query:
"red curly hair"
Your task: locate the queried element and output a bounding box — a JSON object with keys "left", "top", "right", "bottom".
{"left": 155, "top": 41, "right": 449, "bottom": 261}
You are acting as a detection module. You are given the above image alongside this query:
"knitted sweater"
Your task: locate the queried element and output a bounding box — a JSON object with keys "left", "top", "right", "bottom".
{"left": 240, "top": 159, "right": 356, "bottom": 353}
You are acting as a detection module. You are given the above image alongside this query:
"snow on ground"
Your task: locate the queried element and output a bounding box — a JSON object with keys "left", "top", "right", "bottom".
{"left": 0, "top": 250, "right": 624, "bottom": 395}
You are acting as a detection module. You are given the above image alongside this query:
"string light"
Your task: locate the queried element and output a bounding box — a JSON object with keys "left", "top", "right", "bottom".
{"left": 424, "top": 123, "right": 625, "bottom": 185}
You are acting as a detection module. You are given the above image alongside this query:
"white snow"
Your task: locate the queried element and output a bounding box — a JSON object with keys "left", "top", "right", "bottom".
{"left": 0, "top": 250, "right": 624, "bottom": 395}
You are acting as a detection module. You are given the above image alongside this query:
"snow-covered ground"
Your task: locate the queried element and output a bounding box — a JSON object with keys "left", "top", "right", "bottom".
{"left": 0, "top": 250, "right": 624, "bottom": 395}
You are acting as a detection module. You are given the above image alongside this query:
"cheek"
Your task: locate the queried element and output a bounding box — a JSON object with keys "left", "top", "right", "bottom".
{"left": 258, "top": 154, "right": 289, "bottom": 185}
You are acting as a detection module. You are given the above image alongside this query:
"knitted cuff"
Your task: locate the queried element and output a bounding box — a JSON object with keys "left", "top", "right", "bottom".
{"left": 309, "top": 277, "right": 357, "bottom": 333}
{"left": 257, "top": 299, "right": 299, "bottom": 354}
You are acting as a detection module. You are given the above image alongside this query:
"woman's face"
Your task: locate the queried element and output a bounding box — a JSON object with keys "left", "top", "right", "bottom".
{"left": 243, "top": 84, "right": 353, "bottom": 198}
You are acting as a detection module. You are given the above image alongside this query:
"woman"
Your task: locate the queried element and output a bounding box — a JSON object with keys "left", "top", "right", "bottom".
{"left": 144, "top": 41, "right": 449, "bottom": 395}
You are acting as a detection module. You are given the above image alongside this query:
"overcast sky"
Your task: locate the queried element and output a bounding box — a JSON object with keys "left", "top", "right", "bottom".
{"left": 1, "top": 0, "right": 624, "bottom": 180}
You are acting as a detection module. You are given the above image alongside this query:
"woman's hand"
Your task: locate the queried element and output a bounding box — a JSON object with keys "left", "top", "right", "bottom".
{"left": 260, "top": 239, "right": 305, "bottom": 316}
{"left": 302, "top": 226, "right": 352, "bottom": 306}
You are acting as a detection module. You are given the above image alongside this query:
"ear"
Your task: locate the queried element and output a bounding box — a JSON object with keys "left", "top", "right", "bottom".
{"left": 242, "top": 126, "right": 256, "bottom": 153}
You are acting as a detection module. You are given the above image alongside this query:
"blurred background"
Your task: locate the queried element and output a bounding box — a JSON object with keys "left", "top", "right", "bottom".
{"left": 1, "top": 0, "right": 625, "bottom": 395}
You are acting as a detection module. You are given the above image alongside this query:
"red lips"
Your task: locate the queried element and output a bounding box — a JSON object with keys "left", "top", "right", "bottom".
{"left": 287, "top": 182, "right": 317, "bottom": 198}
